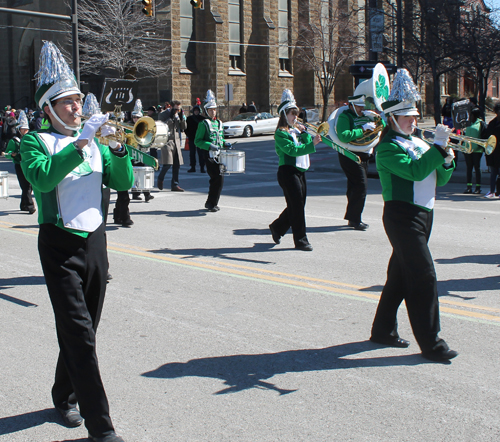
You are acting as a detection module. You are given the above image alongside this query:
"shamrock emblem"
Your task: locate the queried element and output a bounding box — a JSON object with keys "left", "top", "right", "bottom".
{"left": 375, "top": 75, "right": 389, "bottom": 100}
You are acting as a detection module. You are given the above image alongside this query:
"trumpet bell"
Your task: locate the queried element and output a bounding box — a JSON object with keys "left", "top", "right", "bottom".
{"left": 485, "top": 135, "right": 496, "bottom": 155}
{"left": 133, "top": 116, "right": 157, "bottom": 147}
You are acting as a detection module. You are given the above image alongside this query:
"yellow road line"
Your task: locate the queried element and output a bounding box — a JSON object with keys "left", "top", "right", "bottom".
{"left": 1, "top": 221, "right": 499, "bottom": 323}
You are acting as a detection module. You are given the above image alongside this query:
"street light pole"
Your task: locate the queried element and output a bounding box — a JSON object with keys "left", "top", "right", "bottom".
{"left": 396, "top": 0, "right": 403, "bottom": 67}
{"left": 71, "top": 0, "right": 80, "bottom": 86}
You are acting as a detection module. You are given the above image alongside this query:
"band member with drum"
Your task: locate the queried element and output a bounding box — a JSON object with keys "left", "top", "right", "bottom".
{"left": 336, "top": 94, "right": 382, "bottom": 230}
{"left": 370, "top": 69, "right": 458, "bottom": 362}
{"left": 20, "top": 42, "right": 132, "bottom": 441}
{"left": 269, "top": 89, "right": 321, "bottom": 251}
{"left": 5, "top": 110, "right": 36, "bottom": 213}
{"left": 194, "top": 89, "right": 231, "bottom": 212}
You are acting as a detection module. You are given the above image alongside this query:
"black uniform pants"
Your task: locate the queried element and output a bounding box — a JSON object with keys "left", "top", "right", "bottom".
{"left": 271, "top": 165, "right": 310, "bottom": 247}
{"left": 38, "top": 222, "right": 114, "bottom": 437}
{"left": 114, "top": 190, "right": 131, "bottom": 222}
{"left": 189, "top": 138, "right": 205, "bottom": 170}
{"left": 203, "top": 153, "right": 224, "bottom": 207}
{"left": 338, "top": 152, "right": 369, "bottom": 224}
{"left": 14, "top": 163, "right": 34, "bottom": 211}
{"left": 463, "top": 152, "right": 482, "bottom": 186}
{"left": 371, "top": 201, "right": 444, "bottom": 352}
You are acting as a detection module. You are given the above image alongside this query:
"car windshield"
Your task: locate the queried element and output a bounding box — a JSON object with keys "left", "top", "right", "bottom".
{"left": 231, "top": 112, "right": 258, "bottom": 121}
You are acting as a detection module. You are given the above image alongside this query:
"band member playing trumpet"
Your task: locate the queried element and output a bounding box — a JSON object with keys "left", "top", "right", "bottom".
{"left": 370, "top": 68, "right": 458, "bottom": 363}
{"left": 269, "top": 89, "right": 321, "bottom": 251}
{"left": 336, "top": 94, "right": 382, "bottom": 230}
{"left": 20, "top": 42, "right": 132, "bottom": 441}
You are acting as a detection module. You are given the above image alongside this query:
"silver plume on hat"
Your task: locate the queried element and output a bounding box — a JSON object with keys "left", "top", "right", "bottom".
{"left": 17, "top": 110, "right": 29, "bottom": 130}
{"left": 388, "top": 69, "right": 421, "bottom": 102}
{"left": 82, "top": 93, "right": 101, "bottom": 118}
{"left": 36, "top": 41, "right": 75, "bottom": 87}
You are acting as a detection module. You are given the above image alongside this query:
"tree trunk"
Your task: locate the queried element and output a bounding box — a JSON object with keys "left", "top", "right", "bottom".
{"left": 433, "top": 71, "right": 442, "bottom": 126}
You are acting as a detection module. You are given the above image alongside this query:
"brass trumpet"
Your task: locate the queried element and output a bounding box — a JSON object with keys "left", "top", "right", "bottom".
{"left": 296, "top": 118, "right": 330, "bottom": 136}
{"left": 418, "top": 127, "right": 496, "bottom": 155}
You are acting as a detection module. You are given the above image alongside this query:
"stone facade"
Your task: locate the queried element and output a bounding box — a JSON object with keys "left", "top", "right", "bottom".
{"left": 0, "top": 0, "right": 362, "bottom": 116}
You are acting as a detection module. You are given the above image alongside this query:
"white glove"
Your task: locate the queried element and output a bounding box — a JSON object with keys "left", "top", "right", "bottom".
{"left": 433, "top": 124, "right": 453, "bottom": 147}
{"left": 444, "top": 147, "right": 455, "bottom": 164}
{"left": 362, "top": 122, "right": 376, "bottom": 131}
{"left": 78, "top": 113, "right": 109, "bottom": 141}
{"left": 209, "top": 143, "right": 220, "bottom": 151}
{"left": 100, "top": 124, "right": 116, "bottom": 138}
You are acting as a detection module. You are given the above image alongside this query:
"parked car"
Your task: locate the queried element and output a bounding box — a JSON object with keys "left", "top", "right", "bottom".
{"left": 223, "top": 112, "right": 280, "bottom": 138}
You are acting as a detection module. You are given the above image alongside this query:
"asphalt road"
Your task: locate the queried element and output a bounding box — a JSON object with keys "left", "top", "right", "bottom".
{"left": 1, "top": 134, "right": 499, "bottom": 441}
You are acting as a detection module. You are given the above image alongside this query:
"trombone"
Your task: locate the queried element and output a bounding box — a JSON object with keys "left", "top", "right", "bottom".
{"left": 298, "top": 119, "right": 362, "bottom": 164}
{"left": 417, "top": 127, "right": 496, "bottom": 155}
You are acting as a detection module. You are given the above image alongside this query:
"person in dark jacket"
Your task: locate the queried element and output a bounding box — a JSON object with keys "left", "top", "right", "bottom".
{"left": 185, "top": 105, "right": 206, "bottom": 173}
{"left": 483, "top": 103, "right": 500, "bottom": 198}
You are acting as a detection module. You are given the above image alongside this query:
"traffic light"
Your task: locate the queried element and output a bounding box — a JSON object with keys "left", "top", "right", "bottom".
{"left": 142, "top": 0, "right": 154, "bottom": 17}
{"left": 190, "top": 0, "right": 203, "bottom": 9}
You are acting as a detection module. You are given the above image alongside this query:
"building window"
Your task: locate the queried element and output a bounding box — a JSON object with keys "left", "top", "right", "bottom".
{"left": 228, "top": 0, "right": 243, "bottom": 71}
{"left": 180, "top": 1, "right": 196, "bottom": 71}
{"left": 278, "top": 0, "right": 291, "bottom": 74}
{"left": 493, "top": 76, "right": 499, "bottom": 98}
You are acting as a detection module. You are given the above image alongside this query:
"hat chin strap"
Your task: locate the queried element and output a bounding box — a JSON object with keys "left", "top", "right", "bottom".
{"left": 47, "top": 102, "right": 80, "bottom": 132}
{"left": 391, "top": 115, "right": 413, "bottom": 136}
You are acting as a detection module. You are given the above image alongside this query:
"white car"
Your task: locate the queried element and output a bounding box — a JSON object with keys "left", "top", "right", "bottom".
{"left": 223, "top": 112, "right": 280, "bottom": 138}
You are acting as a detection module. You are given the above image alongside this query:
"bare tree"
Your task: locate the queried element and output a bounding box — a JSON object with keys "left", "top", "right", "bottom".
{"left": 458, "top": 6, "right": 500, "bottom": 114}
{"left": 66, "top": 0, "right": 169, "bottom": 79}
{"left": 295, "top": 0, "right": 363, "bottom": 122}
{"left": 388, "top": 0, "right": 464, "bottom": 124}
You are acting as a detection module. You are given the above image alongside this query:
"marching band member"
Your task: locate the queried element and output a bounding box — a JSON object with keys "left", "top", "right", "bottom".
{"left": 336, "top": 94, "right": 383, "bottom": 230}
{"left": 370, "top": 69, "right": 458, "bottom": 362}
{"left": 5, "top": 110, "right": 36, "bottom": 213}
{"left": 269, "top": 89, "right": 321, "bottom": 251}
{"left": 20, "top": 42, "right": 132, "bottom": 441}
{"left": 194, "top": 89, "right": 230, "bottom": 212}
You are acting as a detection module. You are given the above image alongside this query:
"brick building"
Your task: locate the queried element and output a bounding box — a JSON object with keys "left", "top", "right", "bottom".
{"left": 0, "top": 0, "right": 361, "bottom": 117}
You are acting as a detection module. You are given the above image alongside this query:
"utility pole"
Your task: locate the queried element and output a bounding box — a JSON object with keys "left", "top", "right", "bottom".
{"left": 396, "top": 0, "right": 403, "bottom": 67}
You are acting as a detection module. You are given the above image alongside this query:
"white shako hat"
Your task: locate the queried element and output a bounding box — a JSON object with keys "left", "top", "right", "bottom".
{"left": 347, "top": 94, "right": 366, "bottom": 107}
{"left": 278, "top": 89, "right": 298, "bottom": 115}
{"left": 34, "top": 41, "right": 84, "bottom": 131}
{"left": 17, "top": 110, "right": 29, "bottom": 130}
{"left": 382, "top": 68, "right": 421, "bottom": 117}
{"left": 203, "top": 89, "right": 217, "bottom": 112}
{"left": 132, "top": 99, "right": 143, "bottom": 117}
{"left": 34, "top": 41, "right": 83, "bottom": 109}
{"left": 82, "top": 93, "right": 101, "bottom": 118}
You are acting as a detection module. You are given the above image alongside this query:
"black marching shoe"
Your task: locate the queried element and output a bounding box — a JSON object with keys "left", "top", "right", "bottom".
{"left": 88, "top": 431, "right": 125, "bottom": 442}
{"left": 200, "top": 168, "right": 206, "bottom": 173}
{"left": 56, "top": 406, "right": 83, "bottom": 428}
{"left": 144, "top": 194, "right": 154, "bottom": 202}
{"left": 269, "top": 224, "right": 281, "bottom": 244}
{"left": 348, "top": 221, "right": 369, "bottom": 231}
{"left": 188, "top": 167, "right": 196, "bottom": 173}
{"left": 370, "top": 335, "right": 410, "bottom": 348}
{"left": 422, "top": 348, "right": 458, "bottom": 362}
{"left": 473, "top": 187, "right": 482, "bottom": 194}
{"left": 295, "top": 243, "right": 313, "bottom": 251}
{"left": 131, "top": 193, "right": 142, "bottom": 200}
{"left": 463, "top": 186, "right": 472, "bottom": 194}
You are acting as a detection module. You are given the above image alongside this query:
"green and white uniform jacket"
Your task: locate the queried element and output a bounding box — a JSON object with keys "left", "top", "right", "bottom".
{"left": 195, "top": 119, "right": 225, "bottom": 151}
{"left": 274, "top": 128, "right": 315, "bottom": 172}
{"left": 376, "top": 129, "right": 454, "bottom": 211}
{"left": 5, "top": 136, "right": 22, "bottom": 165}
{"left": 20, "top": 126, "right": 134, "bottom": 237}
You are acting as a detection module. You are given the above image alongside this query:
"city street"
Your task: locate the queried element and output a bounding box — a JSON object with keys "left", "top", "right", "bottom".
{"left": 1, "top": 134, "right": 499, "bottom": 441}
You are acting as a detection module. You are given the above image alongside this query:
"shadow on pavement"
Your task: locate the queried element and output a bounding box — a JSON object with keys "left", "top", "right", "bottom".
{"left": 0, "top": 408, "right": 87, "bottom": 438}
{"left": 142, "top": 340, "right": 426, "bottom": 395}
{"left": 233, "top": 225, "right": 351, "bottom": 237}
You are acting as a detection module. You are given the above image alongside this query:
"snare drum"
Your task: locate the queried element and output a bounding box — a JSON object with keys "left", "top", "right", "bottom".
{"left": 132, "top": 166, "right": 155, "bottom": 191}
{"left": 0, "top": 171, "right": 9, "bottom": 198}
{"left": 219, "top": 150, "right": 245, "bottom": 174}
